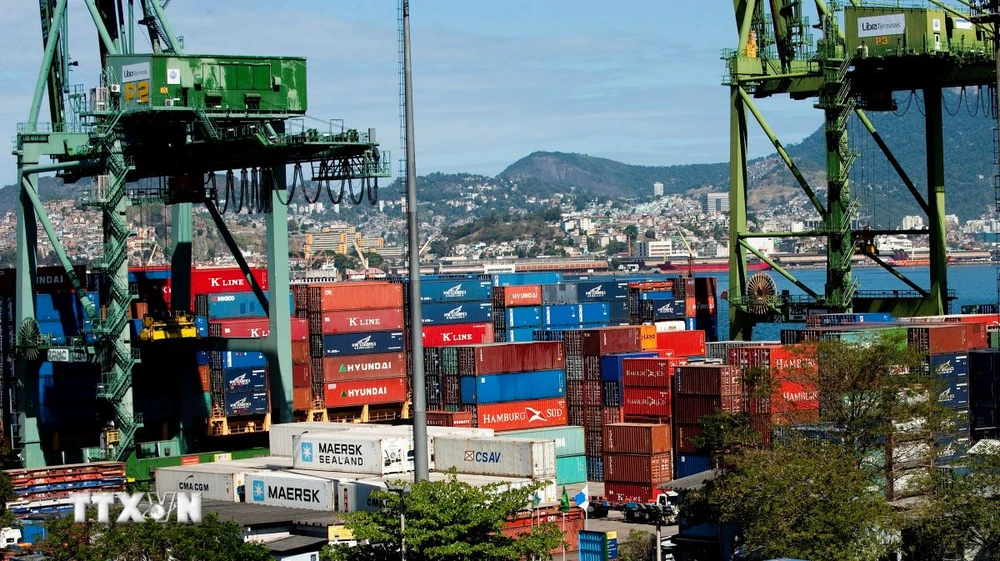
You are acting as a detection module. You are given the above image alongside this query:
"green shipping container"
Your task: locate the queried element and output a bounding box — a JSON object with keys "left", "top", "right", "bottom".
{"left": 498, "top": 426, "right": 585, "bottom": 457}
{"left": 556, "top": 455, "right": 587, "bottom": 485}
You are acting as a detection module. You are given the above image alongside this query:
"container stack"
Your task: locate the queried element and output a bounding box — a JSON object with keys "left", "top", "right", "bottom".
{"left": 290, "top": 317, "right": 312, "bottom": 412}
{"left": 6, "top": 462, "right": 127, "bottom": 518}
{"left": 493, "top": 285, "right": 543, "bottom": 342}
{"left": 493, "top": 284, "right": 612, "bottom": 343}
{"left": 603, "top": 423, "right": 672, "bottom": 503}
{"left": 306, "top": 282, "right": 409, "bottom": 422}
{"left": 672, "top": 364, "right": 743, "bottom": 478}
{"left": 969, "top": 349, "right": 999, "bottom": 441}
{"left": 599, "top": 351, "right": 659, "bottom": 424}
{"left": 728, "top": 343, "right": 820, "bottom": 443}
{"left": 628, "top": 279, "right": 689, "bottom": 326}
{"left": 621, "top": 357, "right": 685, "bottom": 423}
{"left": 909, "top": 325, "right": 972, "bottom": 464}
{"left": 451, "top": 342, "right": 568, "bottom": 432}
{"left": 204, "top": 351, "right": 270, "bottom": 433}
{"left": 498, "top": 426, "right": 587, "bottom": 485}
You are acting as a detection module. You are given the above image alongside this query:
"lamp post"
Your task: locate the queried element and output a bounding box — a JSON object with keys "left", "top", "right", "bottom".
{"left": 386, "top": 483, "right": 411, "bottom": 561}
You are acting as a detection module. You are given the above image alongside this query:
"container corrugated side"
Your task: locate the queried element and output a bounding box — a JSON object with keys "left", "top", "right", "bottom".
{"left": 310, "top": 282, "right": 403, "bottom": 312}
{"left": 495, "top": 285, "right": 543, "bottom": 307}
{"left": 622, "top": 388, "right": 671, "bottom": 417}
{"left": 456, "top": 341, "right": 564, "bottom": 376}
{"left": 555, "top": 455, "right": 587, "bottom": 485}
{"left": 419, "top": 279, "right": 493, "bottom": 303}
{"left": 321, "top": 308, "right": 405, "bottom": 334}
{"left": 292, "top": 433, "right": 413, "bottom": 475}
{"left": 322, "top": 353, "right": 407, "bottom": 381}
{"left": 604, "top": 423, "right": 671, "bottom": 455}
{"left": 497, "top": 426, "right": 585, "bottom": 457}
{"left": 153, "top": 465, "right": 244, "bottom": 502}
{"left": 472, "top": 398, "right": 568, "bottom": 431}
{"left": 422, "top": 323, "right": 493, "bottom": 346}
{"left": 655, "top": 330, "right": 707, "bottom": 356}
{"left": 324, "top": 377, "right": 408, "bottom": 407}
{"left": 320, "top": 331, "right": 405, "bottom": 356}
{"left": 459, "top": 369, "right": 565, "bottom": 404}
{"left": 580, "top": 326, "right": 642, "bottom": 356}
{"left": 433, "top": 437, "right": 556, "bottom": 479}
{"left": 245, "top": 471, "right": 336, "bottom": 511}
{"left": 268, "top": 422, "right": 357, "bottom": 456}
{"left": 603, "top": 452, "right": 672, "bottom": 484}
{"left": 422, "top": 302, "right": 494, "bottom": 325}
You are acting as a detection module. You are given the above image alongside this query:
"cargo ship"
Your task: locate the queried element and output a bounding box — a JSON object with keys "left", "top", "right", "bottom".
{"left": 658, "top": 257, "right": 770, "bottom": 274}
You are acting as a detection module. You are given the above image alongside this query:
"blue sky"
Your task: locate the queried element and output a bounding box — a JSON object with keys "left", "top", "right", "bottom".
{"left": 1, "top": 0, "right": 824, "bottom": 184}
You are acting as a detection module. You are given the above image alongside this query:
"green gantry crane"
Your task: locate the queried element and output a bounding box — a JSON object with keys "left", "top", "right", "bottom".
{"left": 12, "top": 0, "right": 390, "bottom": 468}
{"left": 726, "top": 0, "right": 998, "bottom": 339}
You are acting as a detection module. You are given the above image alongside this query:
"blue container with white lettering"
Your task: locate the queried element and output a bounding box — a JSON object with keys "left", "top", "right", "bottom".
{"left": 601, "top": 352, "right": 658, "bottom": 383}
{"left": 460, "top": 369, "right": 566, "bottom": 404}
{"left": 928, "top": 353, "right": 969, "bottom": 380}
{"left": 493, "top": 272, "right": 563, "bottom": 286}
{"left": 212, "top": 351, "right": 267, "bottom": 370}
{"left": 644, "top": 299, "right": 686, "bottom": 320}
{"left": 506, "top": 306, "right": 543, "bottom": 328}
{"left": 419, "top": 279, "right": 493, "bottom": 303}
{"left": 321, "top": 331, "right": 405, "bottom": 356}
{"left": 576, "top": 280, "right": 629, "bottom": 302}
{"left": 206, "top": 292, "right": 294, "bottom": 320}
{"left": 579, "top": 302, "right": 610, "bottom": 324}
{"left": 224, "top": 367, "right": 268, "bottom": 393}
{"left": 196, "top": 351, "right": 209, "bottom": 365}
{"left": 421, "top": 302, "right": 493, "bottom": 325}
{"left": 194, "top": 316, "right": 209, "bottom": 338}
{"left": 640, "top": 291, "right": 674, "bottom": 300}
{"left": 224, "top": 391, "right": 269, "bottom": 417}
{"left": 506, "top": 328, "right": 539, "bottom": 343}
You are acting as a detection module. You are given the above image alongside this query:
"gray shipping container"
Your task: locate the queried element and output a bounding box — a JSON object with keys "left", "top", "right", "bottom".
{"left": 433, "top": 437, "right": 557, "bottom": 479}
{"left": 245, "top": 471, "right": 337, "bottom": 511}
{"left": 153, "top": 463, "right": 248, "bottom": 502}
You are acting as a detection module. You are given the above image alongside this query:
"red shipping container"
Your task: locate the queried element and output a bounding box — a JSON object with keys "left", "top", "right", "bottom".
{"left": 197, "top": 365, "right": 211, "bottom": 393}
{"left": 672, "top": 394, "right": 743, "bottom": 425}
{"left": 322, "top": 353, "right": 407, "bottom": 382}
{"left": 581, "top": 327, "right": 642, "bottom": 356}
{"left": 322, "top": 308, "right": 405, "bottom": 335}
{"left": 292, "top": 341, "right": 311, "bottom": 365}
{"left": 655, "top": 330, "right": 706, "bottom": 357}
{"left": 604, "top": 423, "right": 672, "bottom": 454}
{"left": 325, "top": 377, "right": 408, "bottom": 408}
{"left": 605, "top": 482, "right": 661, "bottom": 504}
{"left": 290, "top": 318, "right": 309, "bottom": 342}
{"left": 494, "top": 285, "right": 543, "bottom": 307}
{"left": 674, "top": 423, "right": 703, "bottom": 454}
{"left": 730, "top": 344, "right": 820, "bottom": 413}
{"left": 604, "top": 407, "right": 623, "bottom": 425}
{"left": 292, "top": 365, "right": 311, "bottom": 388}
{"left": 966, "top": 322, "right": 988, "bottom": 350}
{"left": 422, "top": 323, "right": 494, "bottom": 347}
{"left": 629, "top": 280, "right": 675, "bottom": 292}
{"left": 426, "top": 410, "right": 474, "bottom": 427}
{"left": 209, "top": 318, "right": 270, "bottom": 338}
{"left": 455, "top": 342, "right": 564, "bottom": 376}
{"left": 293, "top": 387, "right": 313, "bottom": 410}
{"left": 622, "top": 358, "right": 686, "bottom": 388}
{"left": 623, "top": 388, "right": 671, "bottom": 418}
{"left": 603, "top": 452, "right": 672, "bottom": 485}
{"left": 502, "top": 509, "right": 583, "bottom": 554}
{"left": 473, "top": 398, "right": 568, "bottom": 431}
{"left": 309, "top": 282, "right": 403, "bottom": 313}
{"left": 907, "top": 324, "right": 968, "bottom": 354}
{"left": 160, "top": 267, "right": 270, "bottom": 304}
{"left": 674, "top": 365, "right": 742, "bottom": 396}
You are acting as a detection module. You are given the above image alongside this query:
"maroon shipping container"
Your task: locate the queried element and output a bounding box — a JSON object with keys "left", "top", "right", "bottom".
{"left": 292, "top": 285, "right": 310, "bottom": 311}
{"left": 604, "top": 407, "right": 623, "bottom": 425}
{"left": 292, "top": 365, "right": 311, "bottom": 388}
{"left": 907, "top": 324, "right": 968, "bottom": 354}
{"left": 622, "top": 388, "right": 671, "bottom": 418}
{"left": 966, "top": 322, "right": 988, "bottom": 350}
{"left": 605, "top": 482, "right": 661, "bottom": 503}
{"left": 324, "top": 377, "right": 408, "bottom": 408}
{"left": 583, "top": 407, "right": 604, "bottom": 431}
{"left": 290, "top": 318, "right": 309, "bottom": 342}
{"left": 422, "top": 323, "right": 494, "bottom": 347}
{"left": 426, "top": 410, "right": 474, "bottom": 427}
{"left": 603, "top": 452, "right": 673, "bottom": 485}
{"left": 585, "top": 431, "right": 604, "bottom": 456}
{"left": 293, "top": 387, "right": 313, "bottom": 410}
{"left": 583, "top": 356, "right": 602, "bottom": 381}
{"left": 567, "top": 380, "right": 584, "bottom": 406}
{"left": 674, "top": 365, "right": 742, "bottom": 396}
{"left": 604, "top": 423, "right": 672, "bottom": 455}
{"left": 454, "top": 342, "right": 564, "bottom": 376}
{"left": 673, "top": 423, "right": 703, "bottom": 454}
{"left": 322, "top": 353, "right": 407, "bottom": 382}
{"left": 308, "top": 282, "right": 404, "bottom": 313}
{"left": 321, "top": 308, "right": 405, "bottom": 335}
{"left": 622, "top": 358, "right": 686, "bottom": 388}
{"left": 291, "top": 341, "right": 311, "bottom": 365}
{"left": 197, "top": 365, "right": 211, "bottom": 393}
{"left": 580, "top": 327, "right": 642, "bottom": 356}
{"left": 209, "top": 318, "right": 270, "bottom": 338}
{"left": 471, "top": 398, "right": 568, "bottom": 431}
{"left": 583, "top": 380, "right": 603, "bottom": 408}
{"left": 672, "top": 394, "right": 743, "bottom": 425}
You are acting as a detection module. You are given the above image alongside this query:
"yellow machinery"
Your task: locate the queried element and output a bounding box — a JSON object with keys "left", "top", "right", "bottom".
{"left": 139, "top": 312, "right": 199, "bottom": 342}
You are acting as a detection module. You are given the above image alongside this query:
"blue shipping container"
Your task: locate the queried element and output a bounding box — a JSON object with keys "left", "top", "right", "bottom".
{"left": 939, "top": 377, "right": 970, "bottom": 409}
{"left": 544, "top": 304, "right": 582, "bottom": 327}
{"left": 506, "top": 306, "right": 543, "bottom": 328}
{"left": 576, "top": 280, "right": 629, "bottom": 302}
{"left": 494, "top": 272, "right": 563, "bottom": 286}
{"left": 929, "top": 353, "right": 969, "bottom": 380}
{"left": 460, "top": 369, "right": 566, "bottom": 404}
{"left": 196, "top": 351, "right": 209, "bottom": 365}
{"left": 419, "top": 279, "right": 493, "bottom": 303}
{"left": 194, "top": 316, "right": 209, "bottom": 338}
{"left": 600, "top": 352, "right": 658, "bottom": 383}
{"left": 321, "top": 331, "right": 405, "bottom": 356}
{"left": 579, "top": 302, "right": 610, "bottom": 324}
{"left": 216, "top": 351, "right": 267, "bottom": 369}
{"left": 675, "top": 453, "right": 712, "bottom": 478}
{"left": 579, "top": 531, "right": 609, "bottom": 561}
{"left": 506, "top": 328, "right": 539, "bottom": 343}
{"left": 206, "top": 292, "right": 294, "bottom": 320}
{"left": 648, "top": 299, "right": 686, "bottom": 320}
{"left": 38, "top": 362, "right": 102, "bottom": 427}
{"left": 421, "top": 302, "right": 493, "bottom": 325}
{"left": 224, "top": 367, "right": 268, "bottom": 393}
{"left": 609, "top": 301, "right": 630, "bottom": 323}
{"left": 224, "top": 391, "right": 269, "bottom": 416}
{"left": 586, "top": 456, "right": 604, "bottom": 482}
{"left": 639, "top": 291, "right": 674, "bottom": 300}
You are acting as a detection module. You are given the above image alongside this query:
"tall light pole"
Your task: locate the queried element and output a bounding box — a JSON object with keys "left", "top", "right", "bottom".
{"left": 402, "top": 0, "right": 429, "bottom": 482}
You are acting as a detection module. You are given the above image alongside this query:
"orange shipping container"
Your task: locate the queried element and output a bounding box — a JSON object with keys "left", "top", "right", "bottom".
{"left": 292, "top": 387, "right": 313, "bottom": 411}
{"left": 495, "top": 285, "right": 543, "bottom": 307}
{"left": 308, "top": 282, "right": 403, "bottom": 313}
{"left": 197, "top": 365, "right": 211, "bottom": 393}
{"left": 604, "top": 423, "right": 671, "bottom": 455}
{"left": 639, "top": 324, "right": 657, "bottom": 350}
{"left": 603, "top": 452, "right": 673, "bottom": 485}
{"left": 291, "top": 341, "right": 311, "bottom": 365}
{"left": 502, "top": 509, "right": 583, "bottom": 554}
{"left": 426, "top": 410, "right": 474, "bottom": 427}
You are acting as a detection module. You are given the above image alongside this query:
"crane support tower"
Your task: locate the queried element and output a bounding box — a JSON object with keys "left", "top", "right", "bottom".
{"left": 725, "top": 0, "right": 997, "bottom": 339}
{"left": 12, "top": 1, "right": 390, "bottom": 469}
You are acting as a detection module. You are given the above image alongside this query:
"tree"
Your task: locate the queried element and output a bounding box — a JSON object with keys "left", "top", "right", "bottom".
{"left": 323, "top": 472, "right": 564, "bottom": 561}
{"left": 39, "top": 512, "right": 272, "bottom": 561}
{"left": 690, "top": 411, "right": 763, "bottom": 461}
{"left": 364, "top": 251, "right": 385, "bottom": 268}
{"left": 619, "top": 530, "right": 657, "bottom": 561}
{"left": 644, "top": 229, "right": 656, "bottom": 240}
{"left": 624, "top": 225, "right": 639, "bottom": 241}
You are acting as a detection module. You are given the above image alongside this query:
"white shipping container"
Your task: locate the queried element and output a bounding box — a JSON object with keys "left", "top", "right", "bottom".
{"left": 430, "top": 437, "right": 557, "bottom": 479}
{"left": 269, "top": 422, "right": 355, "bottom": 457}
{"left": 655, "top": 320, "right": 686, "bottom": 333}
{"left": 246, "top": 471, "right": 336, "bottom": 511}
{"left": 154, "top": 464, "right": 247, "bottom": 502}
{"left": 347, "top": 472, "right": 560, "bottom": 513}
{"left": 268, "top": 422, "right": 493, "bottom": 457}
{"left": 293, "top": 433, "right": 413, "bottom": 475}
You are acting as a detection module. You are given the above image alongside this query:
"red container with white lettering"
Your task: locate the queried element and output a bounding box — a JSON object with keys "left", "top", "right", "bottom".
{"left": 623, "top": 388, "right": 671, "bottom": 417}
{"left": 426, "top": 410, "right": 474, "bottom": 427}
{"left": 321, "top": 308, "right": 405, "bottom": 335}
{"left": 621, "top": 357, "right": 686, "bottom": 388}
{"left": 729, "top": 344, "right": 820, "bottom": 414}
{"left": 422, "top": 323, "right": 494, "bottom": 347}
{"left": 468, "top": 398, "right": 568, "bottom": 431}
{"left": 308, "top": 282, "right": 404, "bottom": 313}
{"left": 322, "top": 353, "right": 407, "bottom": 382}
{"left": 324, "top": 377, "right": 408, "bottom": 408}
{"left": 655, "top": 330, "right": 706, "bottom": 357}
{"left": 604, "top": 482, "right": 661, "bottom": 504}
{"left": 208, "top": 318, "right": 270, "bottom": 338}
{"left": 161, "top": 267, "right": 270, "bottom": 304}
{"left": 580, "top": 327, "right": 643, "bottom": 356}
{"left": 290, "top": 318, "right": 309, "bottom": 342}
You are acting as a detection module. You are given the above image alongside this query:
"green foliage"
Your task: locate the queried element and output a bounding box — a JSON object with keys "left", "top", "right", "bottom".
{"left": 441, "top": 210, "right": 560, "bottom": 247}
{"left": 690, "top": 411, "right": 762, "bottom": 460}
{"left": 624, "top": 225, "right": 639, "bottom": 241}
{"left": 39, "top": 512, "right": 272, "bottom": 561}
{"left": 619, "top": 529, "right": 656, "bottom": 561}
{"left": 323, "top": 472, "right": 564, "bottom": 561}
